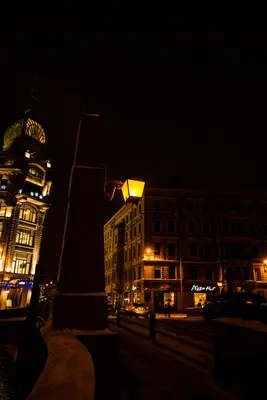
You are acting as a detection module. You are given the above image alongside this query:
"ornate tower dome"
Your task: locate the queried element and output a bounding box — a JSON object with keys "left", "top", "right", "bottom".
{"left": 3, "top": 118, "right": 47, "bottom": 151}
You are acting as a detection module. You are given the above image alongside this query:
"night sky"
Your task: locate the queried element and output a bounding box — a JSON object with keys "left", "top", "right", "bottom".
{"left": 0, "top": 31, "right": 266, "bottom": 278}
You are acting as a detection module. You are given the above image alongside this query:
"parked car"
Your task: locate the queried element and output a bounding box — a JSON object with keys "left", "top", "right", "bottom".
{"left": 107, "top": 304, "right": 117, "bottom": 315}
{"left": 202, "top": 292, "right": 264, "bottom": 321}
{"left": 125, "top": 303, "right": 149, "bottom": 318}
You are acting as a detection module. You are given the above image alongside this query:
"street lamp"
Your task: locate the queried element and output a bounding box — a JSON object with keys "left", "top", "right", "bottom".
{"left": 121, "top": 179, "right": 145, "bottom": 203}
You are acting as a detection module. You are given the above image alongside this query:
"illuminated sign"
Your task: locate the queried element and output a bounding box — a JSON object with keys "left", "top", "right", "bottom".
{"left": 159, "top": 284, "right": 171, "bottom": 291}
{"left": 191, "top": 284, "right": 217, "bottom": 292}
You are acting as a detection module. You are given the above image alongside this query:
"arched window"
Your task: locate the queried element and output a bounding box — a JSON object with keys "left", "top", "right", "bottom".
{"left": 19, "top": 204, "right": 37, "bottom": 223}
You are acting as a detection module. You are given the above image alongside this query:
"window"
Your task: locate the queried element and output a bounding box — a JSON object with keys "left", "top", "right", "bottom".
{"left": 132, "top": 246, "right": 136, "bottom": 259}
{"left": 133, "top": 226, "right": 136, "bottom": 237}
{"left": 133, "top": 269, "right": 136, "bottom": 281}
{"left": 16, "top": 228, "right": 34, "bottom": 247}
{"left": 252, "top": 245, "right": 259, "bottom": 258}
{"left": 12, "top": 252, "right": 31, "bottom": 274}
{"left": 254, "top": 268, "right": 261, "bottom": 281}
{"left": 124, "top": 271, "right": 127, "bottom": 282}
{"left": 168, "top": 220, "right": 175, "bottom": 233}
{"left": 19, "top": 205, "right": 37, "bottom": 223}
{"left": 201, "top": 203, "right": 209, "bottom": 213}
{"left": 202, "top": 222, "right": 210, "bottom": 234}
{"left": 138, "top": 266, "right": 141, "bottom": 279}
{"left": 0, "top": 201, "right": 7, "bottom": 217}
{"left": 153, "top": 220, "right": 161, "bottom": 232}
{"left": 243, "top": 267, "right": 249, "bottom": 280}
{"left": 204, "top": 243, "right": 211, "bottom": 257}
{"left": 168, "top": 201, "right": 174, "bottom": 210}
{"left": 188, "top": 222, "right": 195, "bottom": 233}
{"left": 154, "top": 268, "right": 161, "bottom": 279}
{"left": 168, "top": 243, "right": 175, "bottom": 257}
{"left": 187, "top": 202, "right": 194, "bottom": 212}
{"left": 206, "top": 267, "right": 213, "bottom": 280}
{"left": 190, "top": 243, "right": 197, "bottom": 256}
{"left": 191, "top": 265, "right": 198, "bottom": 279}
{"left": 234, "top": 267, "right": 242, "bottom": 280}
{"left": 169, "top": 266, "right": 176, "bottom": 279}
{"left": 0, "top": 221, "right": 3, "bottom": 239}
{"left": 154, "top": 242, "right": 161, "bottom": 255}
{"left": 154, "top": 200, "right": 161, "bottom": 210}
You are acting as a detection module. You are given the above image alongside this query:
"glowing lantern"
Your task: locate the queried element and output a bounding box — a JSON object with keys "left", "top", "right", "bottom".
{"left": 25, "top": 150, "right": 31, "bottom": 159}
{"left": 121, "top": 179, "right": 145, "bottom": 203}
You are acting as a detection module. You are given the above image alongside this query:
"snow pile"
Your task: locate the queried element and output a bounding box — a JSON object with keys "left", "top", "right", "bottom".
{"left": 215, "top": 318, "right": 267, "bottom": 332}
{"left": 27, "top": 325, "right": 95, "bottom": 400}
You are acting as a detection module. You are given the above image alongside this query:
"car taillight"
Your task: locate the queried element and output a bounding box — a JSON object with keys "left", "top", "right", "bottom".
{"left": 132, "top": 306, "right": 136, "bottom": 310}
{"left": 246, "top": 300, "right": 253, "bottom": 305}
{"left": 146, "top": 306, "right": 148, "bottom": 310}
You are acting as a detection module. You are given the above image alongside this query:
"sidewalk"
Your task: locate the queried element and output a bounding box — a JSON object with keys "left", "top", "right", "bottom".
{"left": 155, "top": 313, "right": 187, "bottom": 319}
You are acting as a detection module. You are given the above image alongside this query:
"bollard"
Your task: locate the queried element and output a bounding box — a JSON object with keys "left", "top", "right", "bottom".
{"left": 149, "top": 312, "right": 156, "bottom": 343}
{"left": 117, "top": 305, "right": 121, "bottom": 327}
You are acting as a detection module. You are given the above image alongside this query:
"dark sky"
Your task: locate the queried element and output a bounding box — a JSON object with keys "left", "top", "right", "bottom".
{"left": 0, "top": 31, "right": 266, "bottom": 278}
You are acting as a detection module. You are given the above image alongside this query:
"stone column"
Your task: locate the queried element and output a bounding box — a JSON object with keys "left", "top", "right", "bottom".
{"left": 53, "top": 167, "right": 107, "bottom": 330}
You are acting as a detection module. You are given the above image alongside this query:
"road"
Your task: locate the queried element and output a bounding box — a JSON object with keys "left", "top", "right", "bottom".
{"left": 110, "top": 315, "right": 215, "bottom": 343}
{"left": 109, "top": 323, "right": 233, "bottom": 400}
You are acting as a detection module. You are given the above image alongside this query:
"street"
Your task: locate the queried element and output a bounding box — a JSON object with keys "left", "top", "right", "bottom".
{"left": 157, "top": 318, "right": 214, "bottom": 342}
{"left": 109, "top": 323, "right": 233, "bottom": 400}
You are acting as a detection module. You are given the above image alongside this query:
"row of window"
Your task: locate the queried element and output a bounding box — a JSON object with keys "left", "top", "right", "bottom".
{"left": 11, "top": 252, "right": 32, "bottom": 275}
{"left": 0, "top": 204, "right": 38, "bottom": 223}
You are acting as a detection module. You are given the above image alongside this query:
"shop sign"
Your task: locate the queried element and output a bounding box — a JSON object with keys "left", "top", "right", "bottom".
{"left": 191, "top": 284, "right": 217, "bottom": 293}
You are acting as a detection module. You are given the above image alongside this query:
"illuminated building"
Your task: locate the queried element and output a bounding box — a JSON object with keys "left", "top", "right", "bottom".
{"left": 0, "top": 115, "right": 52, "bottom": 309}
{"left": 104, "top": 187, "right": 267, "bottom": 312}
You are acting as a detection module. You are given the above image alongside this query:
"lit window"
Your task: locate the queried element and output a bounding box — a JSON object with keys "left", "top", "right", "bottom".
{"left": 12, "top": 252, "right": 32, "bottom": 274}
{"left": 19, "top": 205, "right": 37, "bottom": 223}
{"left": 16, "top": 228, "right": 34, "bottom": 247}
{"left": 0, "top": 201, "right": 7, "bottom": 217}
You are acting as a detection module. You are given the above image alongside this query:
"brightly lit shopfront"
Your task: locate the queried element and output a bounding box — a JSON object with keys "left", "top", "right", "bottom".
{"left": 154, "top": 284, "right": 178, "bottom": 313}
{"left": 183, "top": 282, "right": 219, "bottom": 308}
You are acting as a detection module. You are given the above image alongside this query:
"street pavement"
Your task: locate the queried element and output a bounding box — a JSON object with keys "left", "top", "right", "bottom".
{"left": 109, "top": 323, "right": 234, "bottom": 400}
{"left": 157, "top": 318, "right": 215, "bottom": 342}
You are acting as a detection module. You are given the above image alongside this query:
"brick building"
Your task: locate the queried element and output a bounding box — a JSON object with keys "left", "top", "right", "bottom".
{"left": 104, "top": 187, "right": 267, "bottom": 312}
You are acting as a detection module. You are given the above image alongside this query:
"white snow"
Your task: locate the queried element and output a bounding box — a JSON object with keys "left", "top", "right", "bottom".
{"left": 27, "top": 321, "right": 95, "bottom": 400}
{"left": 215, "top": 318, "right": 267, "bottom": 332}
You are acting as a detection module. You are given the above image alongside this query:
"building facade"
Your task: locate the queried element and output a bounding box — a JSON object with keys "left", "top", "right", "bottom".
{"left": 104, "top": 187, "right": 267, "bottom": 312}
{"left": 0, "top": 115, "right": 52, "bottom": 309}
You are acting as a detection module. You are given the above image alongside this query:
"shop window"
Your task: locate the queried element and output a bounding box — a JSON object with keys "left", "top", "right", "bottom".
{"left": 154, "top": 291, "right": 177, "bottom": 312}
{"left": 169, "top": 265, "right": 176, "bottom": 279}
{"left": 153, "top": 220, "right": 161, "bottom": 233}
{"left": 16, "top": 228, "right": 34, "bottom": 247}
{"left": 194, "top": 293, "right": 207, "bottom": 307}
{"left": 168, "top": 220, "right": 175, "bottom": 233}
{"left": 154, "top": 268, "right": 161, "bottom": 279}
{"left": 154, "top": 242, "right": 161, "bottom": 255}
{"left": 19, "top": 204, "right": 37, "bottom": 223}
{"left": 12, "top": 252, "right": 31, "bottom": 274}
{"left": 168, "top": 243, "right": 175, "bottom": 257}
{"left": 189, "top": 243, "right": 197, "bottom": 256}
{"left": 188, "top": 222, "right": 195, "bottom": 233}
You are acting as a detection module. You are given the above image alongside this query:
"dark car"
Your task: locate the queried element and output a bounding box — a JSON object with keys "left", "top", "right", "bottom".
{"left": 202, "top": 292, "right": 264, "bottom": 321}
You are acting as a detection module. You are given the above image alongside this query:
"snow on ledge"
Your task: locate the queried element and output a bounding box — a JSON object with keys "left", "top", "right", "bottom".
{"left": 26, "top": 322, "right": 95, "bottom": 400}
{"left": 214, "top": 318, "right": 267, "bottom": 332}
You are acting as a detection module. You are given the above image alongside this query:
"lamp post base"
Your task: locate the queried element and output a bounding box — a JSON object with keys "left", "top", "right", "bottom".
{"left": 52, "top": 293, "right": 108, "bottom": 331}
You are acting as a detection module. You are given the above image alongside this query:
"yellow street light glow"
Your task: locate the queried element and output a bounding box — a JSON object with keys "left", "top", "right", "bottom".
{"left": 121, "top": 179, "right": 145, "bottom": 203}
{"left": 146, "top": 248, "right": 151, "bottom": 254}
{"left": 25, "top": 150, "right": 31, "bottom": 159}
{"left": 263, "top": 260, "right": 267, "bottom": 265}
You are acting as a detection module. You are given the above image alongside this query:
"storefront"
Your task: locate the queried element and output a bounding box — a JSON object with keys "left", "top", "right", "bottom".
{"left": 0, "top": 279, "right": 33, "bottom": 309}
{"left": 183, "top": 282, "right": 219, "bottom": 309}
{"left": 144, "top": 282, "right": 181, "bottom": 313}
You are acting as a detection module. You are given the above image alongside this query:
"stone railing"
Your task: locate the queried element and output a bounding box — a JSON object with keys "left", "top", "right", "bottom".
{"left": 26, "top": 321, "right": 95, "bottom": 399}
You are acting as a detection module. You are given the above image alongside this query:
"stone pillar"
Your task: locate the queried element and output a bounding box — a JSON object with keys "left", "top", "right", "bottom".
{"left": 53, "top": 167, "right": 108, "bottom": 330}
